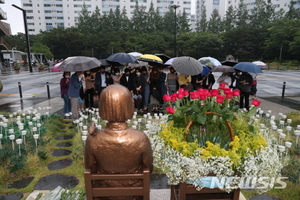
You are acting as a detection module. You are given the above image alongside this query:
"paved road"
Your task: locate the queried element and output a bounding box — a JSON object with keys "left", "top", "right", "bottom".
{"left": 0, "top": 70, "right": 300, "bottom": 114}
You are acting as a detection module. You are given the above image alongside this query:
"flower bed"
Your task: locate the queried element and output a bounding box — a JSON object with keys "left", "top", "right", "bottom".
{"left": 144, "top": 85, "right": 289, "bottom": 193}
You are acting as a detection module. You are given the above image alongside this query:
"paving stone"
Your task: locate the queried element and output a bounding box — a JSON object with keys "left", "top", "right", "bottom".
{"left": 0, "top": 193, "right": 23, "bottom": 200}
{"left": 34, "top": 174, "right": 79, "bottom": 190}
{"left": 8, "top": 177, "right": 34, "bottom": 189}
{"left": 55, "top": 142, "right": 72, "bottom": 147}
{"left": 47, "top": 159, "right": 73, "bottom": 171}
{"left": 51, "top": 149, "right": 72, "bottom": 157}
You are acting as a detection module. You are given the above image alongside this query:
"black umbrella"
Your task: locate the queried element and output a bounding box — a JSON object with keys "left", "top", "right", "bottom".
{"left": 106, "top": 53, "right": 137, "bottom": 64}
{"left": 172, "top": 56, "right": 203, "bottom": 76}
{"left": 221, "top": 60, "right": 238, "bottom": 67}
{"left": 155, "top": 54, "right": 171, "bottom": 63}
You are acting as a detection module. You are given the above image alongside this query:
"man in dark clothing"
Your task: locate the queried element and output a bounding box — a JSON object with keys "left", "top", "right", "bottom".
{"left": 95, "top": 66, "right": 113, "bottom": 97}
{"left": 120, "top": 68, "right": 136, "bottom": 92}
{"left": 202, "top": 72, "right": 215, "bottom": 90}
{"left": 238, "top": 72, "right": 253, "bottom": 111}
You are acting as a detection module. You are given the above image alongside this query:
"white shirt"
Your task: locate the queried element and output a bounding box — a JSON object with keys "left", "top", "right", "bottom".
{"left": 101, "top": 73, "right": 106, "bottom": 87}
{"left": 217, "top": 75, "right": 231, "bottom": 87}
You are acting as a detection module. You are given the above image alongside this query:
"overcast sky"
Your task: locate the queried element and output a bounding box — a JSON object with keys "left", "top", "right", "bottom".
{"left": 2, "top": 0, "right": 195, "bottom": 35}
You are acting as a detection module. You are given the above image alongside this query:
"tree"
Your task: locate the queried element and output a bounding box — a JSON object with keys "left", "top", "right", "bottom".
{"left": 177, "top": 10, "right": 191, "bottom": 33}
{"left": 31, "top": 42, "right": 53, "bottom": 59}
{"left": 264, "top": 19, "right": 300, "bottom": 60}
{"left": 249, "top": 0, "right": 277, "bottom": 29}
{"left": 223, "top": 5, "right": 236, "bottom": 32}
{"left": 162, "top": 7, "right": 176, "bottom": 35}
{"left": 285, "top": 1, "right": 300, "bottom": 20}
{"left": 145, "top": 2, "right": 162, "bottom": 33}
{"left": 90, "top": 6, "right": 102, "bottom": 34}
{"left": 130, "top": 2, "right": 148, "bottom": 32}
{"left": 236, "top": 0, "right": 249, "bottom": 27}
{"left": 77, "top": 3, "right": 93, "bottom": 34}
{"left": 178, "top": 32, "right": 223, "bottom": 59}
{"left": 207, "top": 9, "right": 222, "bottom": 33}
{"left": 289, "top": 30, "right": 300, "bottom": 58}
{"left": 221, "top": 27, "right": 264, "bottom": 61}
{"left": 196, "top": 5, "right": 207, "bottom": 32}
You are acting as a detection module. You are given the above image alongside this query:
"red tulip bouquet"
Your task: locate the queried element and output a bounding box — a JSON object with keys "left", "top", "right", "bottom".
{"left": 163, "top": 83, "right": 261, "bottom": 149}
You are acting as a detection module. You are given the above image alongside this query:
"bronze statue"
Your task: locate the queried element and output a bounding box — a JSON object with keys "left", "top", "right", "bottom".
{"left": 85, "top": 84, "right": 153, "bottom": 200}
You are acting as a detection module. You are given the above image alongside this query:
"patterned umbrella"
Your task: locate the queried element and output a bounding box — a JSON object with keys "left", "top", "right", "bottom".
{"left": 58, "top": 56, "right": 101, "bottom": 72}
{"left": 172, "top": 56, "right": 203, "bottom": 76}
{"left": 234, "top": 62, "right": 263, "bottom": 73}
{"left": 211, "top": 65, "right": 235, "bottom": 73}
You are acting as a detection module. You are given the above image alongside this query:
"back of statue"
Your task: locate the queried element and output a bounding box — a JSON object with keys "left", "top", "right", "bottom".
{"left": 84, "top": 84, "right": 153, "bottom": 200}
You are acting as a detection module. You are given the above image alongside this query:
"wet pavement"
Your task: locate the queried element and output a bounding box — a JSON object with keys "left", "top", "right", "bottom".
{"left": 150, "top": 174, "right": 169, "bottom": 189}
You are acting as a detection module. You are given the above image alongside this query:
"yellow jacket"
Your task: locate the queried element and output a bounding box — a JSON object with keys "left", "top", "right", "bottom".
{"left": 178, "top": 74, "right": 191, "bottom": 86}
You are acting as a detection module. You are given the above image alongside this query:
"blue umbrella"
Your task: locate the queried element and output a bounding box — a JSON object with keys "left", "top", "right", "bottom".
{"left": 201, "top": 65, "right": 210, "bottom": 75}
{"left": 106, "top": 53, "right": 137, "bottom": 64}
{"left": 234, "top": 62, "right": 263, "bottom": 74}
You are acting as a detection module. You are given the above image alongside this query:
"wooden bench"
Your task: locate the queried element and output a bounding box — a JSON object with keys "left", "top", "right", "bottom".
{"left": 84, "top": 169, "right": 150, "bottom": 200}
{"left": 171, "top": 183, "right": 240, "bottom": 200}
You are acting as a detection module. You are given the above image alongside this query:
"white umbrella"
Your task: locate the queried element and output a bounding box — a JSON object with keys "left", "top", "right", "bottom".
{"left": 198, "top": 57, "right": 221, "bottom": 68}
{"left": 164, "top": 57, "right": 177, "bottom": 66}
{"left": 128, "top": 52, "right": 143, "bottom": 59}
{"left": 252, "top": 61, "right": 267, "bottom": 68}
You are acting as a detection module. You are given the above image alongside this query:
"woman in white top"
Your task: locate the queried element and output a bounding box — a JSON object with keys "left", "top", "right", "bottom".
{"left": 217, "top": 72, "right": 232, "bottom": 87}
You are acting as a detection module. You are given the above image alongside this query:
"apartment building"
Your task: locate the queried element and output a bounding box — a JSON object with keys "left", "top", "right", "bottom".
{"left": 0, "top": 0, "right": 12, "bottom": 51}
{"left": 20, "top": 0, "right": 192, "bottom": 35}
{"left": 195, "top": 0, "right": 300, "bottom": 25}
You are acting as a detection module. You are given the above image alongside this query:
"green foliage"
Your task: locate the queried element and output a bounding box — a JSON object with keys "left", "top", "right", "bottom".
{"left": 8, "top": 154, "right": 26, "bottom": 173}
{"left": 281, "top": 156, "right": 300, "bottom": 184}
{"left": 286, "top": 111, "right": 300, "bottom": 126}
{"left": 31, "top": 42, "right": 53, "bottom": 59}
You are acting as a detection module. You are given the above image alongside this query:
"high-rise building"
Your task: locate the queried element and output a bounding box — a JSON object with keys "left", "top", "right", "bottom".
{"left": 195, "top": 0, "right": 300, "bottom": 28}
{"left": 20, "top": 0, "right": 192, "bottom": 35}
{"left": 0, "top": 0, "right": 12, "bottom": 51}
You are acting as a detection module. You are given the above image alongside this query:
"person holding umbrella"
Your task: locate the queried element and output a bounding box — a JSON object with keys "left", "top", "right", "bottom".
{"left": 238, "top": 72, "right": 253, "bottom": 111}
{"left": 60, "top": 72, "right": 71, "bottom": 117}
{"left": 68, "top": 71, "right": 84, "bottom": 119}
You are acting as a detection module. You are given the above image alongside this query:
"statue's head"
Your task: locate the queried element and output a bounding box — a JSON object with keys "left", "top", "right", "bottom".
{"left": 99, "top": 84, "right": 134, "bottom": 122}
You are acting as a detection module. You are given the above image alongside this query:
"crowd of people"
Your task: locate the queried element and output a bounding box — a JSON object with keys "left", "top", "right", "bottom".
{"left": 60, "top": 65, "right": 258, "bottom": 119}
